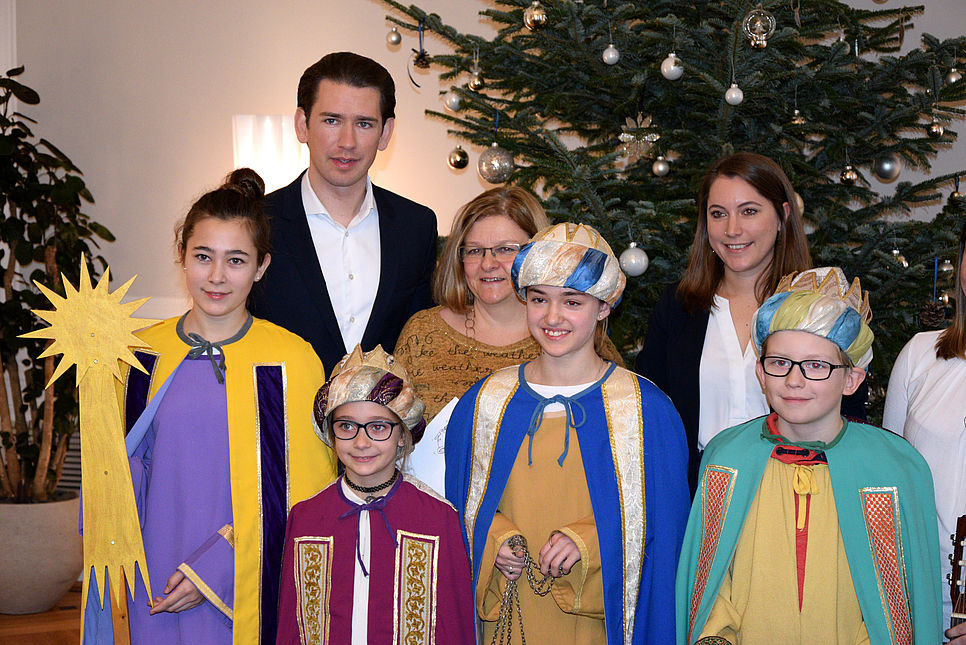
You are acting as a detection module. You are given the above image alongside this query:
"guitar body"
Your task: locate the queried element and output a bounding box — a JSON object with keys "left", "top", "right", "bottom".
{"left": 951, "top": 515, "right": 966, "bottom": 629}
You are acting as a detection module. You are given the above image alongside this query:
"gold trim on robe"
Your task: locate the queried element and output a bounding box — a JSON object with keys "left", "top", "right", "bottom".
{"left": 393, "top": 531, "right": 440, "bottom": 645}
{"left": 294, "top": 536, "right": 333, "bottom": 645}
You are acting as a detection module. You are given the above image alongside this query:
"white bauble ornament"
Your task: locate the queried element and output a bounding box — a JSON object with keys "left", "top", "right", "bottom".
{"left": 652, "top": 156, "right": 670, "bottom": 177}
{"left": 443, "top": 90, "right": 461, "bottom": 111}
{"left": 871, "top": 152, "right": 901, "bottom": 182}
{"left": 660, "top": 52, "right": 683, "bottom": 80}
{"left": 725, "top": 83, "right": 744, "bottom": 105}
{"left": 478, "top": 142, "right": 514, "bottom": 183}
{"left": 387, "top": 27, "right": 402, "bottom": 46}
{"left": 602, "top": 43, "right": 620, "bottom": 65}
{"left": 619, "top": 242, "right": 649, "bottom": 277}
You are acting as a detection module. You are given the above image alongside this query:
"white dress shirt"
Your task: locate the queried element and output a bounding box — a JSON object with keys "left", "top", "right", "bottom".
{"left": 697, "top": 295, "right": 769, "bottom": 451}
{"left": 301, "top": 173, "right": 381, "bottom": 352}
{"left": 883, "top": 329, "right": 966, "bottom": 628}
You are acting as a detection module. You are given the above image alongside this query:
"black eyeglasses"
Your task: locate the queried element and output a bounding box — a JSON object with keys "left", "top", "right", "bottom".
{"left": 760, "top": 356, "right": 850, "bottom": 381}
{"left": 331, "top": 419, "right": 399, "bottom": 441}
{"left": 458, "top": 244, "right": 523, "bottom": 262}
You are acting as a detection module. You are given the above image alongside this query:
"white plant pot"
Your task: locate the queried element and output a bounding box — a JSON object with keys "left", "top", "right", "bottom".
{"left": 0, "top": 492, "right": 83, "bottom": 614}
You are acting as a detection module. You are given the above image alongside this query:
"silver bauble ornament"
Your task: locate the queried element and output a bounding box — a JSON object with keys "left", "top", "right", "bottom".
{"left": 660, "top": 53, "right": 683, "bottom": 80}
{"left": 524, "top": 1, "right": 548, "bottom": 30}
{"left": 891, "top": 248, "right": 909, "bottom": 268}
{"left": 468, "top": 70, "right": 485, "bottom": 92}
{"left": 386, "top": 27, "right": 402, "bottom": 46}
{"left": 443, "top": 90, "right": 461, "bottom": 111}
{"left": 725, "top": 83, "right": 744, "bottom": 105}
{"left": 947, "top": 68, "right": 963, "bottom": 85}
{"left": 928, "top": 119, "right": 945, "bottom": 138}
{"left": 652, "top": 156, "right": 670, "bottom": 177}
{"left": 478, "top": 142, "right": 514, "bottom": 183}
{"left": 602, "top": 43, "right": 620, "bottom": 65}
{"left": 941, "top": 258, "right": 955, "bottom": 273}
{"left": 840, "top": 164, "right": 858, "bottom": 185}
{"left": 742, "top": 5, "right": 776, "bottom": 49}
{"left": 871, "top": 152, "right": 901, "bottom": 182}
{"left": 447, "top": 145, "right": 469, "bottom": 170}
{"left": 619, "top": 242, "right": 649, "bottom": 277}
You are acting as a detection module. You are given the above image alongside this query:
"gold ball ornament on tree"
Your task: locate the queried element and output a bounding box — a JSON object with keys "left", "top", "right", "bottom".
{"left": 478, "top": 142, "right": 514, "bottom": 183}
{"left": 742, "top": 4, "right": 776, "bottom": 49}
{"left": 947, "top": 68, "right": 963, "bottom": 85}
{"left": 840, "top": 164, "right": 859, "bottom": 185}
{"left": 725, "top": 83, "right": 744, "bottom": 105}
{"left": 790, "top": 109, "right": 805, "bottom": 125}
{"left": 652, "top": 156, "right": 670, "bottom": 176}
{"left": 387, "top": 27, "right": 402, "bottom": 46}
{"left": 927, "top": 119, "right": 945, "bottom": 138}
{"left": 524, "top": 1, "right": 548, "bottom": 31}
{"left": 602, "top": 44, "right": 620, "bottom": 65}
{"left": 793, "top": 192, "right": 805, "bottom": 216}
{"left": 871, "top": 152, "right": 901, "bottom": 182}
{"left": 891, "top": 248, "right": 909, "bottom": 269}
{"left": 619, "top": 242, "right": 649, "bottom": 277}
{"left": 447, "top": 145, "right": 469, "bottom": 170}
{"left": 468, "top": 70, "right": 485, "bottom": 92}
{"left": 660, "top": 53, "right": 683, "bottom": 80}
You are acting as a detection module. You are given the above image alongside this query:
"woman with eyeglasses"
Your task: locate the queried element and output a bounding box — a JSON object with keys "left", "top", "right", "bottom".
{"left": 394, "top": 187, "right": 623, "bottom": 422}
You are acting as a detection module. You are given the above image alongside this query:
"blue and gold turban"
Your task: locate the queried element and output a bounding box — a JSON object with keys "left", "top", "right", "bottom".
{"left": 511, "top": 222, "right": 627, "bottom": 307}
{"left": 751, "top": 267, "right": 874, "bottom": 368}
{"left": 313, "top": 344, "right": 426, "bottom": 451}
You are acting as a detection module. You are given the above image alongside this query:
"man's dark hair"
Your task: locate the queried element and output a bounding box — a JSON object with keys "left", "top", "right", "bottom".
{"left": 297, "top": 52, "right": 396, "bottom": 124}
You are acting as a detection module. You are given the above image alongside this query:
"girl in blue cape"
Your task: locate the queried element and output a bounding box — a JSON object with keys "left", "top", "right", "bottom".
{"left": 445, "top": 222, "right": 690, "bottom": 644}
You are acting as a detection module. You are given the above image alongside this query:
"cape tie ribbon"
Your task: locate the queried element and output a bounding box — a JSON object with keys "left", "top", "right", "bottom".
{"left": 338, "top": 478, "right": 401, "bottom": 577}
{"left": 792, "top": 464, "right": 819, "bottom": 531}
{"left": 526, "top": 394, "right": 586, "bottom": 466}
{"left": 175, "top": 312, "right": 253, "bottom": 384}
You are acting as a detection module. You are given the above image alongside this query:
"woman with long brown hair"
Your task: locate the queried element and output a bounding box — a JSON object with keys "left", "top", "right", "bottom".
{"left": 635, "top": 152, "right": 869, "bottom": 493}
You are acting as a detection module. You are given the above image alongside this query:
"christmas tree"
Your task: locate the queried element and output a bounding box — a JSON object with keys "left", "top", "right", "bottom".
{"left": 382, "top": 0, "right": 966, "bottom": 420}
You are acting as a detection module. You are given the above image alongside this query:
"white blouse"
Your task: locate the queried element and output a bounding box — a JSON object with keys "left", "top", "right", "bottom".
{"left": 697, "top": 295, "right": 769, "bottom": 451}
{"left": 883, "top": 329, "right": 966, "bottom": 628}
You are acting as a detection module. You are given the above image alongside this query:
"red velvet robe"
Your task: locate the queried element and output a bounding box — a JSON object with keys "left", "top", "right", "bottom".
{"left": 275, "top": 474, "right": 475, "bottom": 644}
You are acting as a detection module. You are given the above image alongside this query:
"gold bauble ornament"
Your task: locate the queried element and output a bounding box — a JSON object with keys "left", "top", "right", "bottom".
{"left": 524, "top": 1, "right": 548, "bottom": 30}
{"left": 840, "top": 164, "right": 858, "bottom": 185}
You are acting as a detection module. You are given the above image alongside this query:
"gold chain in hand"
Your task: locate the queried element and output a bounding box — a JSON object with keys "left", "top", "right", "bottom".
{"left": 491, "top": 535, "right": 553, "bottom": 645}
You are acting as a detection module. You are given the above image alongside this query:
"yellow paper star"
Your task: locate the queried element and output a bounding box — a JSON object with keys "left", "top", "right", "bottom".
{"left": 21, "top": 256, "right": 155, "bottom": 638}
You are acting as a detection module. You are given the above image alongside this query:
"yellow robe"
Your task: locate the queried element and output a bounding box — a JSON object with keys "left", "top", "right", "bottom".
{"left": 477, "top": 413, "right": 606, "bottom": 643}
{"left": 120, "top": 316, "right": 338, "bottom": 643}
{"left": 699, "top": 459, "right": 870, "bottom": 644}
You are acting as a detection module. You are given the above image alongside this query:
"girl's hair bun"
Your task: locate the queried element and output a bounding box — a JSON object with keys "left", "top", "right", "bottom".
{"left": 224, "top": 167, "right": 265, "bottom": 200}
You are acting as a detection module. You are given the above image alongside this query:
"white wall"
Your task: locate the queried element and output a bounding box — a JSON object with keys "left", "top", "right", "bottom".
{"left": 14, "top": 1, "right": 965, "bottom": 318}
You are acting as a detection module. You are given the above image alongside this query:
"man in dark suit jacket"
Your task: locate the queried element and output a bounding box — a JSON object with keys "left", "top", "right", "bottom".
{"left": 250, "top": 52, "right": 436, "bottom": 375}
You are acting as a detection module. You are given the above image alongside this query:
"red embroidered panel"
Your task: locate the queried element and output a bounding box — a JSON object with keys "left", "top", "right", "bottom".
{"left": 688, "top": 466, "right": 736, "bottom": 643}
{"left": 861, "top": 488, "right": 912, "bottom": 645}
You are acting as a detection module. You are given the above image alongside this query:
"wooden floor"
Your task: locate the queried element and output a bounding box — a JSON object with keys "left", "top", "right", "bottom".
{"left": 0, "top": 583, "right": 80, "bottom": 645}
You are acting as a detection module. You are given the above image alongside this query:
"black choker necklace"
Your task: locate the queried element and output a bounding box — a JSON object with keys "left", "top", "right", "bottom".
{"left": 345, "top": 469, "right": 399, "bottom": 502}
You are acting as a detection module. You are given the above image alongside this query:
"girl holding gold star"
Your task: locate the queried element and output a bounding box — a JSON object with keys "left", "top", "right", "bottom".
{"left": 85, "top": 169, "right": 337, "bottom": 645}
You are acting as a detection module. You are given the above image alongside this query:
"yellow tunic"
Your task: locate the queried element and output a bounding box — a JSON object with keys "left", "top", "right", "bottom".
{"left": 699, "top": 459, "right": 870, "bottom": 645}
{"left": 395, "top": 306, "right": 625, "bottom": 419}
{"left": 476, "top": 413, "right": 606, "bottom": 643}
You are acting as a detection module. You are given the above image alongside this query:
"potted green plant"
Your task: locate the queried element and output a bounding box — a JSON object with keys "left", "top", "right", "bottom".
{"left": 0, "top": 66, "right": 114, "bottom": 613}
